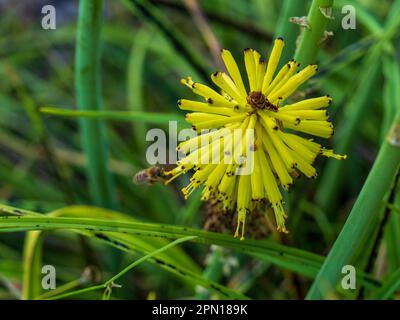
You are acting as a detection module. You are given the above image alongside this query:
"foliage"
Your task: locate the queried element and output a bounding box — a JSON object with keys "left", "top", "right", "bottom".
{"left": 0, "top": 0, "right": 399, "bottom": 300}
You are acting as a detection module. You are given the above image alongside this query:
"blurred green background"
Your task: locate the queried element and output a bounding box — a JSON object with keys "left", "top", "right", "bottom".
{"left": 0, "top": 0, "right": 399, "bottom": 300}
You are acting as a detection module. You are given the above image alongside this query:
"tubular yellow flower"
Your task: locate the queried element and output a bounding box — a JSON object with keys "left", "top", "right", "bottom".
{"left": 165, "top": 38, "right": 346, "bottom": 239}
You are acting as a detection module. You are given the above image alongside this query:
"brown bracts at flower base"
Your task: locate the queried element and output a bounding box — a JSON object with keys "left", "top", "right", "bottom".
{"left": 165, "top": 38, "right": 346, "bottom": 239}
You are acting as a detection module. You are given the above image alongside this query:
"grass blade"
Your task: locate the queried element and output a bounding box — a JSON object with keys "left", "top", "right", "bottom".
{"left": 22, "top": 231, "right": 44, "bottom": 299}
{"left": 75, "top": 0, "right": 118, "bottom": 209}
{"left": 315, "top": 47, "right": 382, "bottom": 216}
{"left": 275, "top": 0, "right": 305, "bottom": 65}
{"left": 306, "top": 111, "right": 400, "bottom": 299}
{"left": 0, "top": 204, "right": 380, "bottom": 289}
{"left": 374, "top": 267, "right": 400, "bottom": 299}
{"left": 40, "top": 107, "right": 184, "bottom": 124}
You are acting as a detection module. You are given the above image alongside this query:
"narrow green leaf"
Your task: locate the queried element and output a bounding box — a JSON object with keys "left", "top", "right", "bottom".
{"left": 374, "top": 267, "right": 400, "bottom": 299}
{"left": 75, "top": 0, "right": 118, "bottom": 209}
{"left": 0, "top": 204, "right": 380, "bottom": 289}
{"left": 40, "top": 107, "right": 184, "bottom": 124}
{"left": 307, "top": 110, "right": 400, "bottom": 299}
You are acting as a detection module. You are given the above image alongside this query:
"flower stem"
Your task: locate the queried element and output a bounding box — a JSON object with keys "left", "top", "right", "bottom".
{"left": 306, "top": 111, "right": 400, "bottom": 299}
{"left": 40, "top": 107, "right": 184, "bottom": 124}
{"left": 75, "top": 0, "right": 118, "bottom": 209}
{"left": 294, "top": 0, "right": 334, "bottom": 66}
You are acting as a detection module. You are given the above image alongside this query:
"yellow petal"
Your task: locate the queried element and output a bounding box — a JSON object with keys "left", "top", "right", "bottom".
{"left": 263, "top": 123, "right": 297, "bottom": 170}
{"left": 281, "top": 109, "right": 329, "bottom": 121}
{"left": 277, "top": 131, "right": 319, "bottom": 163}
{"left": 268, "top": 64, "right": 318, "bottom": 102}
{"left": 235, "top": 174, "right": 251, "bottom": 240}
{"left": 221, "top": 49, "right": 248, "bottom": 98}
{"left": 191, "top": 82, "right": 237, "bottom": 108}
{"left": 262, "top": 38, "right": 285, "bottom": 90}
{"left": 272, "top": 202, "right": 288, "bottom": 233}
{"left": 256, "top": 123, "right": 293, "bottom": 188}
{"left": 244, "top": 48, "right": 257, "bottom": 92}
{"left": 265, "top": 60, "right": 299, "bottom": 96}
{"left": 280, "top": 95, "right": 332, "bottom": 111}
{"left": 263, "top": 61, "right": 291, "bottom": 96}
{"left": 185, "top": 112, "right": 227, "bottom": 125}
{"left": 264, "top": 109, "right": 301, "bottom": 126}
{"left": 211, "top": 72, "right": 247, "bottom": 106}
{"left": 182, "top": 164, "right": 216, "bottom": 198}
{"left": 178, "top": 99, "right": 236, "bottom": 116}
{"left": 203, "top": 162, "right": 228, "bottom": 198}
{"left": 284, "top": 120, "right": 334, "bottom": 138}
{"left": 290, "top": 150, "right": 317, "bottom": 178}
{"left": 251, "top": 149, "right": 265, "bottom": 200}
{"left": 255, "top": 58, "right": 267, "bottom": 91}
{"left": 192, "top": 114, "right": 248, "bottom": 131}
{"left": 257, "top": 147, "right": 282, "bottom": 204}
{"left": 178, "top": 125, "right": 236, "bottom": 154}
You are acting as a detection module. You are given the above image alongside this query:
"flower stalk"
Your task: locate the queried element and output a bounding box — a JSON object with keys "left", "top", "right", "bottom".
{"left": 294, "top": 0, "right": 334, "bottom": 66}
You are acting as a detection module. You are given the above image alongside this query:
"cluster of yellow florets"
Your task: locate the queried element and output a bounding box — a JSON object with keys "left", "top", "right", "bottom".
{"left": 166, "top": 38, "right": 346, "bottom": 239}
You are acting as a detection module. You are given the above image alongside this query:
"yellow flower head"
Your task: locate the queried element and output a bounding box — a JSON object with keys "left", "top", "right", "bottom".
{"left": 166, "top": 38, "right": 346, "bottom": 239}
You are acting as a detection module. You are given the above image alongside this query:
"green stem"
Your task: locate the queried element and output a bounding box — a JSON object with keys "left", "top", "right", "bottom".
{"left": 75, "top": 0, "right": 117, "bottom": 209}
{"left": 48, "top": 236, "right": 196, "bottom": 300}
{"left": 382, "top": 55, "right": 400, "bottom": 274}
{"left": 48, "top": 284, "right": 104, "bottom": 300}
{"left": 105, "top": 236, "right": 196, "bottom": 286}
{"left": 22, "top": 231, "right": 44, "bottom": 299}
{"left": 294, "top": 0, "right": 334, "bottom": 66}
{"left": 40, "top": 107, "right": 184, "bottom": 124}
{"left": 36, "top": 279, "right": 82, "bottom": 300}
{"left": 306, "top": 112, "right": 400, "bottom": 299}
